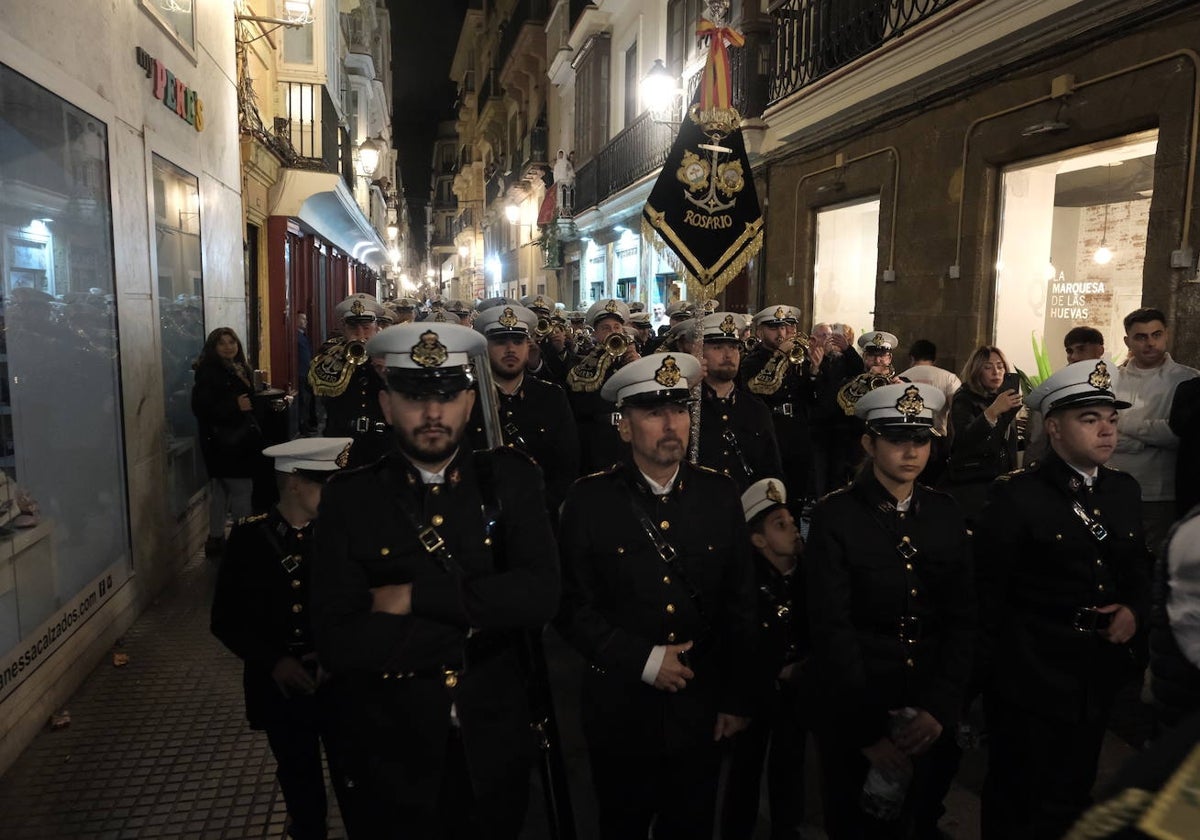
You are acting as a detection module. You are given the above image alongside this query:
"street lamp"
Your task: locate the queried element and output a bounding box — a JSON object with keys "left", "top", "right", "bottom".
{"left": 458, "top": 244, "right": 470, "bottom": 259}
{"left": 386, "top": 221, "right": 399, "bottom": 240}
{"left": 359, "top": 136, "right": 384, "bottom": 177}
{"left": 641, "top": 59, "right": 681, "bottom": 123}
{"left": 504, "top": 203, "right": 521, "bottom": 225}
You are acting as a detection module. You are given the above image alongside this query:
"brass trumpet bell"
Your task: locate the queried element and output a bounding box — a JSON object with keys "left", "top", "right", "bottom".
{"left": 604, "top": 332, "right": 634, "bottom": 358}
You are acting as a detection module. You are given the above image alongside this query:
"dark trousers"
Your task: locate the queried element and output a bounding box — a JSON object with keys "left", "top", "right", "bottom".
{"left": 982, "top": 696, "right": 1108, "bottom": 840}
{"left": 344, "top": 726, "right": 528, "bottom": 840}
{"left": 588, "top": 742, "right": 722, "bottom": 840}
{"left": 816, "top": 727, "right": 958, "bottom": 840}
{"left": 722, "top": 679, "right": 808, "bottom": 840}
{"left": 263, "top": 692, "right": 352, "bottom": 840}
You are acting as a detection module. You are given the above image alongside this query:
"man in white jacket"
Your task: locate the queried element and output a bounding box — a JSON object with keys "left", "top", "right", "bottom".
{"left": 1110, "top": 307, "right": 1199, "bottom": 554}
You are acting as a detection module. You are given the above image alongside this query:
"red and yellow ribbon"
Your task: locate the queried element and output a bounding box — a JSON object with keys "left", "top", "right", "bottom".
{"left": 695, "top": 19, "right": 745, "bottom": 112}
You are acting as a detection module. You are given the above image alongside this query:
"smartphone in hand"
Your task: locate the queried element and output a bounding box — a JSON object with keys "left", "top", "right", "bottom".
{"left": 1001, "top": 372, "right": 1022, "bottom": 395}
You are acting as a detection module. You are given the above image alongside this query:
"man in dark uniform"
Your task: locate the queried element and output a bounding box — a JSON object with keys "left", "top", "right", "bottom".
{"left": 809, "top": 321, "right": 865, "bottom": 496}
{"left": 722, "top": 477, "right": 810, "bottom": 840}
{"left": 976, "top": 358, "right": 1151, "bottom": 839}
{"left": 740, "top": 305, "right": 817, "bottom": 502}
{"left": 308, "top": 293, "right": 391, "bottom": 467}
{"left": 565, "top": 298, "right": 641, "bottom": 473}
{"left": 311, "top": 322, "right": 560, "bottom": 839}
{"left": 468, "top": 303, "right": 580, "bottom": 518}
{"left": 555, "top": 352, "right": 758, "bottom": 840}
{"left": 696, "top": 312, "right": 784, "bottom": 490}
{"left": 629, "top": 311, "right": 654, "bottom": 354}
{"left": 211, "top": 436, "right": 356, "bottom": 840}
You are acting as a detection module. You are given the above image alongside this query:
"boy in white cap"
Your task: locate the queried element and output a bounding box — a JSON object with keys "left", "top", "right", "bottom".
{"left": 555, "top": 353, "right": 757, "bottom": 840}
{"left": 975, "top": 358, "right": 1149, "bottom": 838}
{"left": 211, "top": 437, "right": 356, "bottom": 840}
{"left": 311, "top": 322, "right": 560, "bottom": 837}
{"left": 722, "top": 477, "right": 810, "bottom": 840}
{"left": 806, "top": 382, "right": 974, "bottom": 837}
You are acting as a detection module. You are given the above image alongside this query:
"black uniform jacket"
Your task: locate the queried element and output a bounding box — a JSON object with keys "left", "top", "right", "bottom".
{"left": 315, "top": 348, "right": 391, "bottom": 467}
{"left": 752, "top": 553, "right": 809, "bottom": 690}
{"left": 311, "top": 447, "right": 560, "bottom": 788}
{"left": 698, "top": 382, "right": 785, "bottom": 491}
{"left": 738, "top": 347, "right": 816, "bottom": 462}
{"left": 806, "top": 474, "right": 975, "bottom": 747}
{"left": 535, "top": 342, "right": 578, "bottom": 386}
{"left": 974, "top": 454, "right": 1151, "bottom": 722}
{"left": 469, "top": 376, "right": 580, "bottom": 517}
{"left": 555, "top": 460, "right": 759, "bottom": 754}
{"left": 211, "top": 509, "right": 317, "bottom": 729}
{"left": 566, "top": 356, "right": 628, "bottom": 473}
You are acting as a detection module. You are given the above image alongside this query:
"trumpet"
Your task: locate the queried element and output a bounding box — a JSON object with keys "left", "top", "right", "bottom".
{"left": 603, "top": 332, "right": 635, "bottom": 358}
{"left": 784, "top": 335, "right": 810, "bottom": 366}
{"left": 742, "top": 336, "right": 760, "bottom": 353}
{"left": 534, "top": 317, "right": 553, "bottom": 339}
{"left": 345, "top": 339, "right": 367, "bottom": 365}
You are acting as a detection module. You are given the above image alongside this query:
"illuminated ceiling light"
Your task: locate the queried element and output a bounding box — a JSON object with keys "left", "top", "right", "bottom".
{"left": 1093, "top": 162, "right": 1117, "bottom": 266}
{"left": 1093, "top": 246, "right": 1113, "bottom": 265}
{"left": 458, "top": 245, "right": 470, "bottom": 259}
{"left": 504, "top": 203, "right": 520, "bottom": 225}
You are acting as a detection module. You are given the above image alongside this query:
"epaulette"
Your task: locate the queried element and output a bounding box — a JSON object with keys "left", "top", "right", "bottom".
{"left": 236, "top": 512, "right": 269, "bottom": 525}
{"left": 690, "top": 463, "right": 724, "bottom": 477}
{"left": 994, "top": 466, "right": 1029, "bottom": 483}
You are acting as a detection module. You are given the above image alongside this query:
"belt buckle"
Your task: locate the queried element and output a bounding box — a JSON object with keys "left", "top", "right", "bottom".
{"left": 896, "top": 539, "right": 918, "bottom": 560}
{"left": 899, "top": 615, "right": 922, "bottom": 644}
{"left": 1089, "top": 522, "right": 1109, "bottom": 541}
{"left": 1073, "top": 606, "right": 1100, "bottom": 633}
{"left": 610, "top": 412, "right": 623, "bottom": 427}
{"left": 722, "top": 429, "right": 738, "bottom": 443}
{"left": 418, "top": 527, "right": 445, "bottom": 554}
{"left": 353, "top": 417, "right": 370, "bottom": 433}
{"left": 657, "top": 541, "right": 679, "bottom": 565}
{"left": 280, "top": 553, "right": 301, "bottom": 573}
{"left": 779, "top": 403, "right": 794, "bottom": 417}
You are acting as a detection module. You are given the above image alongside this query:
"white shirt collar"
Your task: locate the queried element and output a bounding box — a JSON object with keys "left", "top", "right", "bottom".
{"left": 896, "top": 492, "right": 914, "bottom": 512}
{"left": 640, "top": 466, "right": 681, "bottom": 496}
{"left": 412, "top": 449, "right": 459, "bottom": 485}
{"left": 1067, "top": 461, "right": 1098, "bottom": 487}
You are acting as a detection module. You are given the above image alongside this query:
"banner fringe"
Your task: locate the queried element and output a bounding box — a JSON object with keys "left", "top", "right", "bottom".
{"left": 641, "top": 218, "right": 762, "bottom": 300}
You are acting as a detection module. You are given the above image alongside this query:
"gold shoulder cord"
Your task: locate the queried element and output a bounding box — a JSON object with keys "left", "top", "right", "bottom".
{"left": 748, "top": 351, "right": 788, "bottom": 396}
{"left": 1138, "top": 742, "right": 1200, "bottom": 839}
{"left": 1063, "top": 788, "right": 1154, "bottom": 840}
{"left": 308, "top": 338, "right": 367, "bottom": 397}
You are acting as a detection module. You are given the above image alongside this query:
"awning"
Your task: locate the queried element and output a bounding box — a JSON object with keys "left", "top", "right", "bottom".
{"left": 269, "top": 169, "right": 388, "bottom": 269}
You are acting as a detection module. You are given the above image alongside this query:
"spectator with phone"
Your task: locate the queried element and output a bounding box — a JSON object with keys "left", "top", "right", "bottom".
{"left": 974, "top": 359, "right": 1150, "bottom": 839}
{"left": 941, "top": 346, "right": 1022, "bottom": 525}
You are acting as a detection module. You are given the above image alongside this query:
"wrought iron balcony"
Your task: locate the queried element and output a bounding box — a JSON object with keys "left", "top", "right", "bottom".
{"left": 571, "top": 111, "right": 674, "bottom": 214}
{"left": 768, "top": 0, "right": 963, "bottom": 105}
{"left": 497, "top": 0, "right": 549, "bottom": 69}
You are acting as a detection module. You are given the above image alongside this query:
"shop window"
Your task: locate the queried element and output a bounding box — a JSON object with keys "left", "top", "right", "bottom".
{"left": 995, "top": 131, "right": 1156, "bottom": 376}
{"left": 813, "top": 197, "right": 880, "bottom": 335}
{"left": 0, "top": 63, "right": 130, "bottom": 664}
{"left": 140, "top": 0, "right": 194, "bottom": 53}
{"left": 152, "top": 155, "right": 206, "bottom": 519}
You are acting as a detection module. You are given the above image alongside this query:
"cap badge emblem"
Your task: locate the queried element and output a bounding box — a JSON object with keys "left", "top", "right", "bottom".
{"left": 704, "top": 299, "right": 717, "bottom": 314}
{"left": 431, "top": 310, "right": 448, "bottom": 322}
{"left": 765, "top": 481, "right": 783, "bottom": 504}
{"left": 873, "top": 332, "right": 885, "bottom": 346}
{"left": 774, "top": 306, "right": 786, "bottom": 321}
{"left": 655, "top": 355, "right": 683, "bottom": 387}
{"left": 1088, "top": 360, "right": 1112, "bottom": 390}
{"left": 351, "top": 299, "right": 365, "bottom": 316}
{"left": 533, "top": 296, "right": 546, "bottom": 308}
{"left": 411, "top": 331, "right": 449, "bottom": 368}
{"left": 499, "top": 307, "right": 519, "bottom": 328}
{"left": 720, "top": 314, "right": 737, "bottom": 335}
{"left": 895, "top": 384, "right": 925, "bottom": 419}
{"left": 605, "top": 299, "right": 618, "bottom": 313}
{"left": 335, "top": 443, "right": 352, "bottom": 468}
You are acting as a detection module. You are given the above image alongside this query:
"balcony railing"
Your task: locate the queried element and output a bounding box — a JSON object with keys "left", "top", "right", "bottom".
{"left": 571, "top": 111, "right": 673, "bottom": 213}
{"left": 519, "top": 120, "right": 549, "bottom": 178}
{"left": 453, "top": 207, "right": 476, "bottom": 238}
{"left": 497, "top": 0, "right": 549, "bottom": 67}
{"left": 769, "top": 0, "right": 963, "bottom": 104}
{"left": 279, "top": 83, "right": 352, "bottom": 190}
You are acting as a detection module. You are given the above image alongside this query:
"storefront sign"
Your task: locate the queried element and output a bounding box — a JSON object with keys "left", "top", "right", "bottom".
{"left": 134, "top": 47, "right": 205, "bottom": 131}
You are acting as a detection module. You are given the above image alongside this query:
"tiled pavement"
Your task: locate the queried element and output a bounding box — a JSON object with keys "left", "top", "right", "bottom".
{"left": 0, "top": 545, "right": 1144, "bottom": 840}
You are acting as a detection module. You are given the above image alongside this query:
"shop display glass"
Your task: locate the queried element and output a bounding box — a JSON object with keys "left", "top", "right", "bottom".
{"left": 0, "top": 63, "right": 130, "bottom": 676}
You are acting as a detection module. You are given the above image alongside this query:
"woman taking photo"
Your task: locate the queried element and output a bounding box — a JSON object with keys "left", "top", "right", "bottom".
{"left": 191, "top": 327, "right": 259, "bottom": 556}
{"left": 943, "top": 345, "right": 1023, "bottom": 524}
{"left": 806, "top": 383, "right": 975, "bottom": 838}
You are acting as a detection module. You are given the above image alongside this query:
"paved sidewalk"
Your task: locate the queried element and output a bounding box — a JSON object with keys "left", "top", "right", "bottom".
{"left": 0, "top": 552, "right": 339, "bottom": 840}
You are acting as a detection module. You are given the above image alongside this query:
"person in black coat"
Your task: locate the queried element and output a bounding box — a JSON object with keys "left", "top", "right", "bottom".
{"left": 311, "top": 322, "right": 560, "bottom": 839}
{"left": 975, "top": 359, "right": 1151, "bottom": 840}
{"left": 565, "top": 299, "right": 641, "bottom": 473}
{"left": 1169, "top": 376, "right": 1200, "bottom": 518}
{"left": 740, "top": 305, "right": 818, "bottom": 501}
{"left": 467, "top": 304, "right": 580, "bottom": 520}
{"left": 555, "top": 352, "right": 758, "bottom": 840}
{"left": 310, "top": 294, "right": 392, "bottom": 467}
{"left": 942, "top": 345, "right": 1023, "bottom": 524}
{"left": 211, "top": 437, "right": 355, "bottom": 840}
{"left": 696, "top": 313, "right": 784, "bottom": 490}
{"left": 806, "top": 382, "right": 975, "bottom": 839}
{"left": 1148, "top": 506, "right": 1200, "bottom": 728}
{"left": 191, "top": 326, "right": 260, "bottom": 556}
{"left": 722, "top": 477, "right": 810, "bottom": 840}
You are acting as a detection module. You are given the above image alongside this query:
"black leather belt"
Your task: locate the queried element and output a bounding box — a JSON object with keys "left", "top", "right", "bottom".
{"left": 350, "top": 417, "right": 388, "bottom": 433}
{"left": 1015, "top": 602, "right": 1112, "bottom": 633}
